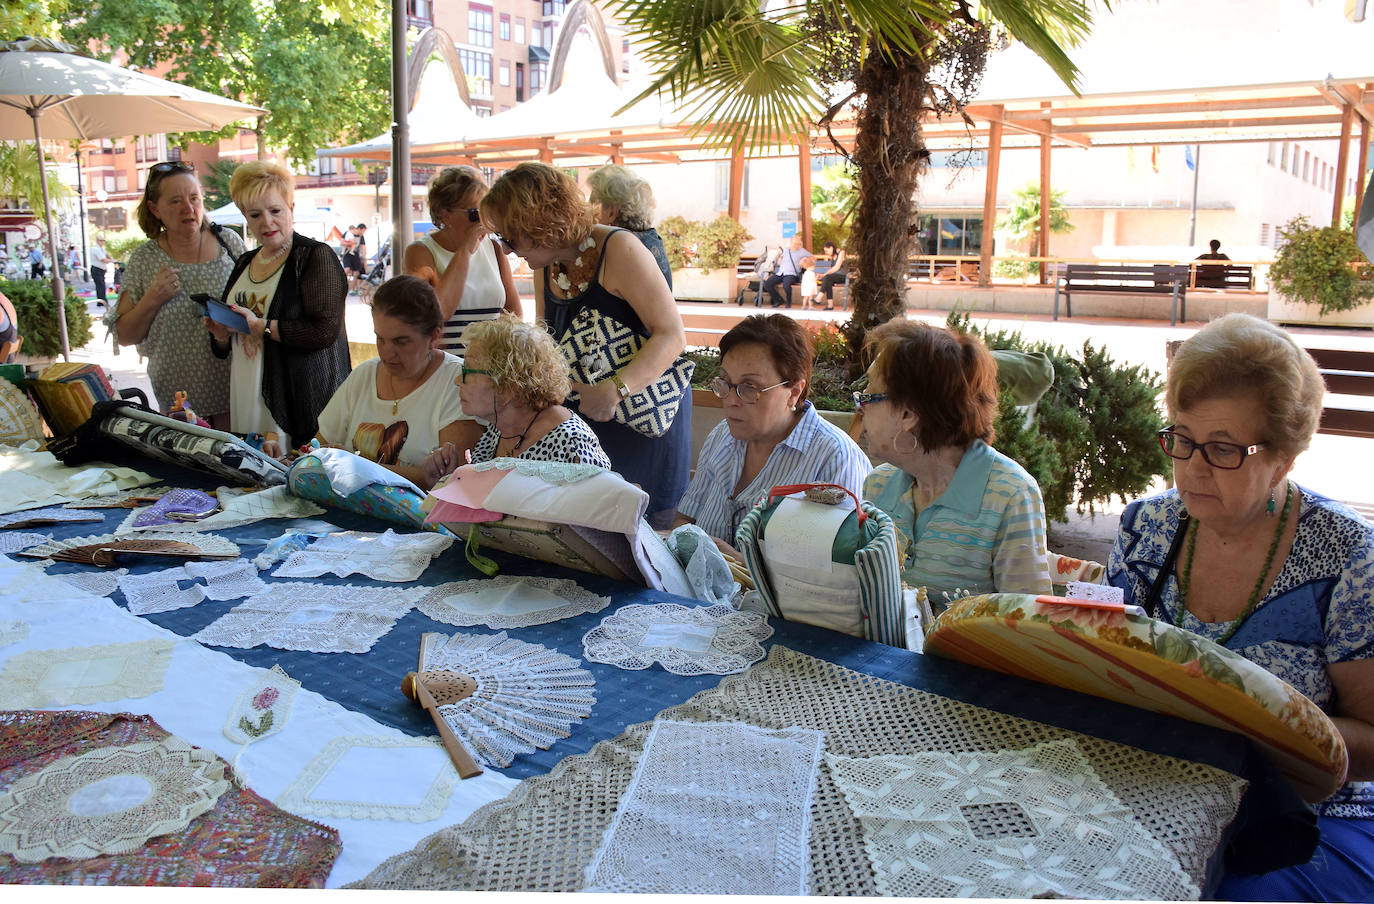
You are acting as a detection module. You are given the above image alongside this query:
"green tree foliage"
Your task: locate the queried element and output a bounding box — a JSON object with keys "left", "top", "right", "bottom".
{"left": 199, "top": 159, "right": 241, "bottom": 213}
{"left": 1270, "top": 215, "right": 1374, "bottom": 315}
{"left": 0, "top": 142, "right": 73, "bottom": 224}
{"left": 993, "top": 182, "right": 1074, "bottom": 280}
{"left": 55, "top": 0, "right": 392, "bottom": 165}
{"left": 1, "top": 278, "right": 93, "bottom": 358}
{"left": 0, "top": 3, "right": 62, "bottom": 39}
{"left": 810, "top": 162, "right": 857, "bottom": 251}
{"left": 659, "top": 216, "right": 753, "bottom": 272}
{"left": 611, "top": 0, "right": 1100, "bottom": 369}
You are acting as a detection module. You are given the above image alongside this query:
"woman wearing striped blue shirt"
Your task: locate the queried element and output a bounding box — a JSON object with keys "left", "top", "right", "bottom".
{"left": 675, "top": 314, "right": 871, "bottom": 557}
{"left": 859, "top": 320, "right": 1052, "bottom": 607}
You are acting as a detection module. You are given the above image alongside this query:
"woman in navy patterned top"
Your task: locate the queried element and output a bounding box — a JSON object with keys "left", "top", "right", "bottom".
{"left": 1106, "top": 313, "right": 1373, "bottom": 902}
{"left": 421, "top": 313, "right": 610, "bottom": 486}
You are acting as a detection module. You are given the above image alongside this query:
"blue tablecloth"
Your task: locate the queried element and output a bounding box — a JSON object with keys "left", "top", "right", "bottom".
{"left": 28, "top": 458, "right": 1317, "bottom": 889}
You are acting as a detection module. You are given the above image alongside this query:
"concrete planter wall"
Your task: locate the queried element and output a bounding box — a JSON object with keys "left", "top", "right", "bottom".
{"left": 1267, "top": 288, "right": 1374, "bottom": 328}
{"left": 673, "top": 267, "right": 739, "bottom": 303}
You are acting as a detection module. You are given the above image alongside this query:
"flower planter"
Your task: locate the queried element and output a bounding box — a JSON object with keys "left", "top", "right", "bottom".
{"left": 1266, "top": 288, "right": 1374, "bottom": 328}
{"left": 672, "top": 267, "right": 739, "bottom": 303}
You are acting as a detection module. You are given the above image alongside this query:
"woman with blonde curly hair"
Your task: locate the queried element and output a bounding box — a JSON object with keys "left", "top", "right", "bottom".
{"left": 422, "top": 313, "right": 610, "bottom": 483}
{"left": 587, "top": 164, "right": 671, "bottom": 287}
{"left": 403, "top": 166, "right": 521, "bottom": 355}
{"left": 479, "top": 162, "right": 689, "bottom": 528}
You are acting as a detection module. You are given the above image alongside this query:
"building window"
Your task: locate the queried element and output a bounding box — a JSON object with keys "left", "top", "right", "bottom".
{"left": 468, "top": 7, "right": 493, "bottom": 48}
{"left": 916, "top": 215, "right": 984, "bottom": 256}
{"left": 1280, "top": 142, "right": 1289, "bottom": 170}
{"left": 499, "top": 14, "right": 510, "bottom": 41}
{"left": 1291, "top": 144, "right": 1301, "bottom": 176}
{"left": 475, "top": 106, "right": 490, "bottom": 118}
{"left": 515, "top": 17, "right": 526, "bottom": 43}
{"left": 1267, "top": 142, "right": 1277, "bottom": 166}
{"left": 115, "top": 172, "right": 128, "bottom": 192}
{"left": 714, "top": 161, "right": 750, "bottom": 209}
{"left": 516, "top": 62, "right": 525, "bottom": 103}
{"left": 1259, "top": 223, "right": 1270, "bottom": 245}
{"left": 103, "top": 174, "right": 116, "bottom": 193}
{"left": 1302, "top": 151, "right": 1310, "bottom": 182}
{"left": 499, "top": 60, "right": 510, "bottom": 87}
{"left": 622, "top": 38, "right": 630, "bottom": 73}
{"left": 458, "top": 48, "right": 492, "bottom": 95}
{"left": 542, "top": 23, "right": 555, "bottom": 47}
{"left": 542, "top": 0, "right": 566, "bottom": 15}
{"left": 529, "top": 60, "right": 545, "bottom": 97}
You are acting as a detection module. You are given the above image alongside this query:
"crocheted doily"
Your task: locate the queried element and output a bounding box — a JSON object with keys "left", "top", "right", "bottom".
{"left": 352, "top": 646, "right": 1245, "bottom": 894}
{"left": 192, "top": 582, "right": 422, "bottom": 654}
{"left": 273, "top": 529, "right": 453, "bottom": 582}
{"left": 415, "top": 576, "right": 611, "bottom": 629}
{"left": 469, "top": 457, "right": 606, "bottom": 484}
{"left": 0, "top": 737, "right": 230, "bottom": 863}
{"left": 0, "top": 532, "right": 51, "bottom": 555}
{"left": 417, "top": 631, "right": 597, "bottom": 769}
{"left": 581, "top": 602, "right": 772, "bottom": 676}
{"left": 0, "top": 506, "right": 103, "bottom": 529}
{"left": 827, "top": 739, "right": 1198, "bottom": 899}
{"left": 118, "top": 569, "right": 205, "bottom": 616}
{"left": 184, "top": 558, "right": 268, "bottom": 601}
{"left": 0, "top": 639, "right": 176, "bottom": 707}
{"left": 276, "top": 735, "right": 455, "bottom": 823}
{"left": 584, "top": 719, "right": 824, "bottom": 895}
{"left": 52, "top": 568, "right": 127, "bottom": 598}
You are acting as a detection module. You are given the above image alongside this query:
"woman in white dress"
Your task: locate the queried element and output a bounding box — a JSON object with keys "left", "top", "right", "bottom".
{"left": 403, "top": 166, "right": 521, "bottom": 355}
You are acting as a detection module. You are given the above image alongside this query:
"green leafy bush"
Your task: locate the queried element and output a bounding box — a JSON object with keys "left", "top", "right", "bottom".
{"left": 659, "top": 215, "right": 752, "bottom": 273}
{"left": 1270, "top": 215, "right": 1374, "bottom": 315}
{"left": 1, "top": 278, "right": 94, "bottom": 358}
{"left": 102, "top": 227, "right": 148, "bottom": 264}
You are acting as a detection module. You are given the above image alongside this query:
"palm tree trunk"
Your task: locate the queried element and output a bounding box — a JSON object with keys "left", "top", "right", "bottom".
{"left": 843, "top": 40, "right": 934, "bottom": 374}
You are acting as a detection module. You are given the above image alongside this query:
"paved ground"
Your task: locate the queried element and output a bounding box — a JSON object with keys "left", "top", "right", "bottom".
{"left": 56, "top": 291, "right": 1374, "bottom": 567}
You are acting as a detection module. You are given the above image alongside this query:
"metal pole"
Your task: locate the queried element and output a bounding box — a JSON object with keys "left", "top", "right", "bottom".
{"left": 31, "top": 111, "right": 70, "bottom": 361}
{"left": 1187, "top": 144, "right": 1201, "bottom": 246}
{"left": 76, "top": 146, "right": 88, "bottom": 275}
{"left": 390, "top": 0, "right": 413, "bottom": 267}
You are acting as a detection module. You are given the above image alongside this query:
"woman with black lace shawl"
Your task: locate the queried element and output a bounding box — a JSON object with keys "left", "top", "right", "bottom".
{"left": 206, "top": 161, "right": 350, "bottom": 456}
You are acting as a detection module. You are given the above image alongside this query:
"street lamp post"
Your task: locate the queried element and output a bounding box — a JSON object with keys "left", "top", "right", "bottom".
{"left": 74, "top": 144, "right": 88, "bottom": 275}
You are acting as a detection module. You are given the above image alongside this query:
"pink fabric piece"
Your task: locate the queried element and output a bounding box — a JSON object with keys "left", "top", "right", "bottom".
{"left": 423, "top": 467, "right": 507, "bottom": 524}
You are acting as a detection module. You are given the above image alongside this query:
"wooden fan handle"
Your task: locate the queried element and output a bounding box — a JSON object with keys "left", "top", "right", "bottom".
{"left": 412, "top": 675, "right": 483, "bottom": 779}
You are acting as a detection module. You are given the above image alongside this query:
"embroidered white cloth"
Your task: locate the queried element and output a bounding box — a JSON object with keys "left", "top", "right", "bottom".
{"left": 277, "top": 735, "right": 456, "bottom": 823}
{"left": 51, "top": 568, "right": 127, "bottom": 599}
{"left": 0, "top": 506, "right": 103, "bottom": 529}
{"left": 581, "top": 603, "right": 773, "bottom": 676}
{"left": 825, "top": 739, "right": 1200, "bottom": 900}
{"left": 0, "top": 736, "right": 230, "bottom": 863}
{"left": 1066, "top": 581, "right": 1124, "bottom": 604}
{"left": 191, "top": 582, "right": 422, "bottom": 653}
{"left": 583, "top": 719, "right": 825, "bottom": 895}
{"left": 223, "top": 664, "right": 301, "bottom": 748}
{"left": 115, "top": 485, "right": 326, "bottom": 534}
{"left": 184, "top": 558, "right": 268, "bottom": 601}
{"left": 415, "top": 576, "right": 611, "bottom": 629}
{"left": 0, "top": 531, "right": 50, "bottom": 555}
{"left": 273, "top": 529, "right": 453, "bottom": 582}
{"left": 118, "top": 569, "right": 206, "bottom": 616}
{"left": 0, "top": 638, "right": 176, "bottom": 707}
{"left": 419, "top": 631, "right": 597, "bottom": 769}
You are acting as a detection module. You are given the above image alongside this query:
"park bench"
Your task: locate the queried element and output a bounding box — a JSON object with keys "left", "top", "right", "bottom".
{"left": 1054, "top": 263, "right": 1190, "bottom": 325}
{"left": 1305, "top": 347, "right": 1374, "bottom": 439}
{"left": 1190, "top": 262, "right": 1255, "bottom": 291}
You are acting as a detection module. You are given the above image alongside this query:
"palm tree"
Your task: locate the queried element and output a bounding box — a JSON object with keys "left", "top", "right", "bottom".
{"left": 613, "top": 0, "right": 1101, "bottom": 366}
{"left": 0, "top": 141, "right": 72, "bottom": 226}
{"left": 995, "top": 182, "right": 1074, "bottom": 282}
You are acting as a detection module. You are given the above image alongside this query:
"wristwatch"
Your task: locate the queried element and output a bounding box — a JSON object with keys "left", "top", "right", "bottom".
{"left": 610, "top": 372, "right": 630, "bottom": 399}
{"left": 262, "top": 324, "right": 272, "bottom": 340}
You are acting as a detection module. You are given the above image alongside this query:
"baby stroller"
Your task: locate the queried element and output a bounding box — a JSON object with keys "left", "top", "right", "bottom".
{"left": 735, "top": 246, "right": 781, "bottom": 306}
{"left": 357, "top": 239, "right": 389, "bottom": 302}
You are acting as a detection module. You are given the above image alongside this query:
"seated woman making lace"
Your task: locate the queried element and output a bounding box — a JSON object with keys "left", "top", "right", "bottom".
{"left": 674, "top": 314, "right": 871, "bottom": 558}
{"left": 859, "top": 320, "right": 1052, "bottom": 606}
{"left": 314, "top": 275, "right": 485, "bottom": 489}
{"left": 422, "top": 313, "right": 611, "bottom": 485}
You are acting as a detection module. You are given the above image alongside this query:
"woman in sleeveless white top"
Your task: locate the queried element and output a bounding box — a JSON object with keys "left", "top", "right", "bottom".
{"left": 404, "top": 167, "right": 521, "bottom": 356}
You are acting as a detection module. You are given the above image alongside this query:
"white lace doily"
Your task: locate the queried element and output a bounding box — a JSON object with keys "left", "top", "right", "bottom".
{"left": 581, "top": 603, "right": 773, "bottom": 676}
{"left": 64, "top": 487, "right": 168, "bottom": 508}
{"left": 191, "top": 582, "right": 422, "bottom": 653}
{"left": 276, "top": 735, "right": 455, "bottom": 823}
{"left": 184, "top": 558, "right": 268, "bottom": 601}
{"left": 469, "top": 458, "right": 606, "bottom": 484}
{"left": 20, "top": 530, "right": 240, "bottom": 561}
{"left": 826, "top": 739, "right": 1199, "bottom": 900}
{"left": 1066, "top": 581, "right": 1125, "bottom": 604}
{"left": 584, "top": 719, "right": 825, "bottom": 895}
{"left": 223, "top": 664, "right": 301, "bottom": 748}
{"left": 273, "top": 529, "right": 453, "bottom": 582}
{"left": 418, "top": 631, "right": 597, "bottom": 769}
{"left": 118, "top": 569, "right": 206, "bottom": 616}
{"left": 0, "top": 737, "right": 230, "bottom": 863}
{"left": 0, "top": 532, "right": 51, "bottom": 555}
{"left": 415, "top": 576, "right": 611, "bottom": 629}
{"left": 52, "top": 568, "right": 128, "bottom": 598}
{"left": 0, "top": 619, "right": 28, "bottom": 648}
{"left": 0, "top": 639, "right": 176, "bottom": 707}
{"left": 0, "top": 506, "right": 103, "bottom": 529}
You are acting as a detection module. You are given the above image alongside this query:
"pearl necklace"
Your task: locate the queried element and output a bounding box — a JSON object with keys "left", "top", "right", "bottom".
{"left": 256, "top": 242, "right": 289, "bottom": 266}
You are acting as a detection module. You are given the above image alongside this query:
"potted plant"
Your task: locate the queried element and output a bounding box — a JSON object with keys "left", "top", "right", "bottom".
{"left": 0, "top": 278, "right": 93, "bottom": 364}
{"left": 661, "top": 215, "right": 751, "bottom": 302}
{"left": 1267, "top": 215, "right": 1374, "bottom": 326}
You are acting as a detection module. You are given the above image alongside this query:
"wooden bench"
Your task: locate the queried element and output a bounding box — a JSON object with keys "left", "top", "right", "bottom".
{"left": 1055, "top": 263, "right": 1190, "bottom": 325}
{"left": 1305, "top": 347, "right": 1374, "bottom": 439}
{"left": 1191, "top": 263, "right": 1255, "bottom": 291}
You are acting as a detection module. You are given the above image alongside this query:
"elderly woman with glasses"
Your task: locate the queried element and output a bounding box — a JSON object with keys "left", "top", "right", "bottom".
{"left": 1105, "top": 313, "right": 1374, "bottom": 902}
{"left": 674, "top": 314, "right": 870, "bottom": 557}
{"left": 479, "top": 162, "right": 690, "bottom": 529}
{"left": 587, "top": 164, "right": 672, "bottom": 289}
{"left": 113, "top": 160, "right": 245, "bottom": 426}
{"left": 859, "top": 320, "right": 1051, "bottom": 606}
{"left": 403, "top": 166, "right": 521, "bottom": 356}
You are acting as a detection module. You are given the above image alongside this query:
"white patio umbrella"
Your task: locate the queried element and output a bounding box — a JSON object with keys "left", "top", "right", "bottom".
{"left": 0, "top": 36, "right": 264, "bottom": 359}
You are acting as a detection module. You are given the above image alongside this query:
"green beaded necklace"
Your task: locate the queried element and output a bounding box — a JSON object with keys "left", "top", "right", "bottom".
{"left": 1175, "top": 481, "right": 1293, "bottom": 644}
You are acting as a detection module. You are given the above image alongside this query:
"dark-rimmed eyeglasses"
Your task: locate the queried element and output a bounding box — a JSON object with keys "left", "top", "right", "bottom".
{"left": 1158, "top": 428, "right": 1269, "bottom": 470}
{"left": 463, "top": 208, "right": 479, "bottom": 223}
{"left": 460, "top": 365, "right": 490, "bottom": 383}
{"left": 852, "top": 391, "right": 888, "bottom": 409}
{"left": 710, "top": 376, "right": 789, "bottom": 404}
{"left": 149, "top": 161, "right": 193, "bottom": 176}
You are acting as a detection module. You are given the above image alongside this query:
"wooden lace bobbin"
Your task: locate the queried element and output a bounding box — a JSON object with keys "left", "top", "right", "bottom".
{"left": 401, "top": 669, "right": 484, "bottom": 779}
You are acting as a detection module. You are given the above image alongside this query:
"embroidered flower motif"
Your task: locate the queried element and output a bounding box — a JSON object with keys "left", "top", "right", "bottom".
{"left": 554, "top": 272, "right": 573, "bottom": 291}
{"left": 251, "top": 687, "right": 279, "bottom": 711}
{"left": 578, "top": 236, "right": 596, "bottom": 252}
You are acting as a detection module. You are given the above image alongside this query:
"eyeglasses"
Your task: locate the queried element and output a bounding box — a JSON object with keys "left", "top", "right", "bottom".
{"left": 1157, "top": 428, "right": 1269, "bottom": 470}
{"left": 852, "top": 391, "right": 888, "bottom": 409}
{"left": 460, "top": 365, "right": 490, "bottom": 383}
{"left": 463, "top": 208, "right": 479, "bottom": 223}
{"left": 710, "top": 376, "right": 789, "bottom": 404}
{"left": 149, "top": 161, "right": 193, "bottom": 176}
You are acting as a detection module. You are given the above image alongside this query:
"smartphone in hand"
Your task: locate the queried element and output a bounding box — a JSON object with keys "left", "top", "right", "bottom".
{"left": 191, "top": 293, "right": 251, "bottom": 334}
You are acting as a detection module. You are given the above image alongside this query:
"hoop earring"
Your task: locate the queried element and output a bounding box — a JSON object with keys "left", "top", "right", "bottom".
{"left": 893, "top": 430, "right": 920, "bottom": 455}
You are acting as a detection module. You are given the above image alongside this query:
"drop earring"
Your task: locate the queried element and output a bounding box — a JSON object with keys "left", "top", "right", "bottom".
{"left": 1266, "top": 487, "right": 1277, "bottom": 517}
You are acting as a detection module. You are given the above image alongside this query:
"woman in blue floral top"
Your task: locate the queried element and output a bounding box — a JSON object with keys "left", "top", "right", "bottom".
{"left": 1107, "top": 313, "right": 1374, "bottom": 901}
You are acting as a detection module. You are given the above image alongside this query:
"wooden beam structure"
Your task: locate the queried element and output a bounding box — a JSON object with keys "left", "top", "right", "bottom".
{"left": 978, "top": 110, "right": 1004, "bottom": 288}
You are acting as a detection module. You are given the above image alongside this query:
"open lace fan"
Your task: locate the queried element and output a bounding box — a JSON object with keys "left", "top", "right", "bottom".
{"left": 403, "top": 631, "right": 596, "bottom": 769}
{"left": 17, "top": 531, "right": 239, "bottom": 567}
